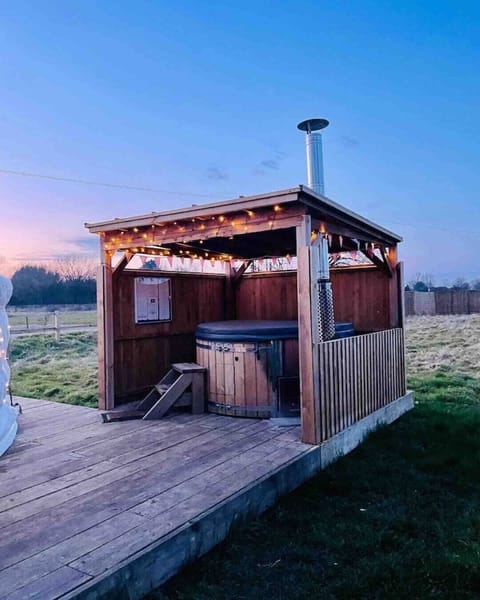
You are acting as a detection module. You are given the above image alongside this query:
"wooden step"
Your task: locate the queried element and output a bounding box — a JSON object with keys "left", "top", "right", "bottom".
{"left": 101, "top": 410, "right": 145, "bottom": 423}
{"left": 143, "top": 373, "right": 193, "bottom": 420}
{"left": 172, "top": 362, "right": 207, "bottom": 374}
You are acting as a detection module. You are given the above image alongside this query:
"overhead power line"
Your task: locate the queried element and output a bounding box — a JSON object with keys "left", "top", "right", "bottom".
{"left": 1, "top": 166, "right": 478, "bottom": 240}
{"left": 0, "top": 168, "right": 219, "bottom": 199}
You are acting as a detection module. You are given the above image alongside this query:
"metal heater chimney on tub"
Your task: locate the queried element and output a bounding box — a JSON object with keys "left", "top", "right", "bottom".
{"left": 297, "top": 117, "right": 335, "bottom": 341}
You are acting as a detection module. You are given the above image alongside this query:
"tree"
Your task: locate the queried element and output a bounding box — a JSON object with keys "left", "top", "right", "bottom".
{"left": 10, "top": 266, "right": 62, "bottom": 305}
{"left": 470, "top": 279, "right": 480, "bottom": 290}
{"left": 408, "top": 273, "right": 435, "bottom": 292}
{"left": 54, "top": 257, "right": 97, "bottom": 281}
{"left": 413, "top": 280, "right": 428, "bottom": 292}
{"left": 10, "top": 259, "right": 97, "bottom": 305}
{"left": 451, "top": 277, "right": 470, "bottom": 290}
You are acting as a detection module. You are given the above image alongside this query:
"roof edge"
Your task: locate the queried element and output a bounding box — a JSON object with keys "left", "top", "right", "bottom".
{"left": 85, "top": 188, "right": 301, "bottom": 233}
{"left": 299, "top": 185, "right": 403, "bottom": 243}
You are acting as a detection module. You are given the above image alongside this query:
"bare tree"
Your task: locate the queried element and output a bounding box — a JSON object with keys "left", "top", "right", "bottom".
{"left": 471, "top": 279, "right": 480, "bottom": 291}
{"left": 54, "top": 257, "right": 98, "bottom": 281}
{"left": 408, "top": 273, "right": 435, "bottom": 292}
{"left": 451, "top": 277, "right": 470, "bottom": 290}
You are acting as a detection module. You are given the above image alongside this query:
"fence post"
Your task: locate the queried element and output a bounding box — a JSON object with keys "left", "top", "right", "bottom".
{"left": 54, "top": 311, "right": 60, "bottom": 341}
{"left": 25, "top": 316, "right": 29, "bottom": 330}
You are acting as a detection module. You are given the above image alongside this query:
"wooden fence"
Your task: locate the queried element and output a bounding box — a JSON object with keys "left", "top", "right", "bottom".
{"left": 317, "top": 328, "right": 406, "bottom": 441}
{"left": 8, "top": 310, "right": 96, "bottom": 338}
{"left": 405, "top": 290, "right": 480, "bottom": 316}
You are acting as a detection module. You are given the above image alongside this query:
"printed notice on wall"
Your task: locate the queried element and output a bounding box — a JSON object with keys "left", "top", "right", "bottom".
{"left": 134, "top": 277, "right": 171, "bottom": 323}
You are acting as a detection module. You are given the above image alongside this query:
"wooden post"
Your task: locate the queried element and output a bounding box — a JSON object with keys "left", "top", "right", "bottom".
{"left": 296, "top": 215, "right": 321, "bottom": 445}
{"left": 54, "top": 311, "right": 60, "bottom": 341}
{"left": 97, "top": 243, "right": 115, "bottom": 411}
{"left": 224, "top": 260, "right": 236, "bottom": 319}
{"left": 191, "top": 371, "right": 206, "bottom": 415}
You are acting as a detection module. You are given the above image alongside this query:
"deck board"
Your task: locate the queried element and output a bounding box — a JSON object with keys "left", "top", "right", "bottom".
{"left": 0, "top": 397, "right": 315, "bottom": 600}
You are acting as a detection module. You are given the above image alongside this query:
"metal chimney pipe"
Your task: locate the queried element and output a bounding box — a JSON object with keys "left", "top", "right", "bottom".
{"left": 297, "top": 118, "right": 329, "bottom": 196}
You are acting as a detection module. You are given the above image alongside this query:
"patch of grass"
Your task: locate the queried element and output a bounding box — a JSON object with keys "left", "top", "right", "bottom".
{"left": 406, "top": 314, "right": 480, "bottom": 377}
{"left": 9, "top": 333, "right": 98, "bottom": 407}
{"left": 147, "top": 373, "right": 480, "bottom": 599}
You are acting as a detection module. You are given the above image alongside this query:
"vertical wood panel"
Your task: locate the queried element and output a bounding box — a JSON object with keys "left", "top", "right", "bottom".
{"left": 317, "top": 328, "right": 406, "bottom": 441}
{"left": 233, "top": 351, "right": 246, "bottom": 407}
{"left": 244, "top": 351, "right": 257, "bottom": 407}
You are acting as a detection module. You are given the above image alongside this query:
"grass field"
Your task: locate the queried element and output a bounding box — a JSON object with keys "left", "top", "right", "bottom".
{"left": 9, "top": 333, "right": 98, "bottom": 407}
{"left": 8, "top": 315, "right": 480, "bottom": 599}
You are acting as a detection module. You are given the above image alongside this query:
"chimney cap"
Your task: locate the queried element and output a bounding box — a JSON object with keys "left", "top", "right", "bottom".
{"left": 297, "top": 118, "right": 329, "bottom": 133}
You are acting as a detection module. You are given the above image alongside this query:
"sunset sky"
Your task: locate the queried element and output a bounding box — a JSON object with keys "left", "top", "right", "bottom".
{"left": 1, "top": 1, "right": 479, "bottom": 283}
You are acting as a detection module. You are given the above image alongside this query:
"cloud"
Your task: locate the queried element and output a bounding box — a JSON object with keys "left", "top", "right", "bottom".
{"left": 206, "top": 167, "right": 228, "bottom": 180}
{"left": 254, "top": 144, "right": 287, "bottom": 176}
{"left": 260, "top": 159, "right": 279, "bottom": 170}
{"left": 68, "top": 237, "right": 99, "bottom": 253}
{"left": 339, "top": 135, "right": 359, "bottom": 149}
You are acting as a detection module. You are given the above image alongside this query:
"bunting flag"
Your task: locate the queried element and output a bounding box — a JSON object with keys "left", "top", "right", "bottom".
{"left": 328, "top": 234, "right": 333, "bottom": 248}
{"left": 339, "top": 235, "right": 343, "bottom": 249}
{"left": 166, "top": 255, "right": 175, "bottom": 269}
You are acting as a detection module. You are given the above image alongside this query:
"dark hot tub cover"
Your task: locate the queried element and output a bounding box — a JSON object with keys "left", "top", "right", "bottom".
{"left": 196, "top": 320, "right": 298, "bottom": 342}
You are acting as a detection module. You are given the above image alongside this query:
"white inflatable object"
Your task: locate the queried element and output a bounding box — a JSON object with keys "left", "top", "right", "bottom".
{"left": 0, "top": 276, "right": 17, "bottom": 456}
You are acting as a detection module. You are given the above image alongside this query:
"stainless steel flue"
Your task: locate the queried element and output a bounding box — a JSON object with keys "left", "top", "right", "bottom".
{"left": 297, "top": 118, "right": 329, "bottom": 196}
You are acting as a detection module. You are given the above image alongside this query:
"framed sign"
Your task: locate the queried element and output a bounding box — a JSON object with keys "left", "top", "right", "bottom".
{"left": 134, "top": 277, "right": 171, "bottom": 323}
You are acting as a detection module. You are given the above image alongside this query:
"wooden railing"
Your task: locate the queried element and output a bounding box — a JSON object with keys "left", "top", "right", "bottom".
{"left": 317, "top": 328, "right": 406, "bottom": 441}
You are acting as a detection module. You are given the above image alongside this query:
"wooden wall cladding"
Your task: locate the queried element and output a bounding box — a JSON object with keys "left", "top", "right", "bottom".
{"left": 235, "top": 267, "right": 399, "bottom": 331}
{"left": 332, "top": 267, "right": 399, "bottom": 331}
{"left": 113, "top": 272, "right": 225, "bottom": 400}
{"left": 235, "top": 272, "right": 298, "bottom": 320}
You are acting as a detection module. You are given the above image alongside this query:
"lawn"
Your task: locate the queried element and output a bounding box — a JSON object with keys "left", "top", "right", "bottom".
{"left": 9, "top": 333, "right": 98, "bottom": 407}
{"left": 7, "top": 316, "right": 480, "bottom": 599}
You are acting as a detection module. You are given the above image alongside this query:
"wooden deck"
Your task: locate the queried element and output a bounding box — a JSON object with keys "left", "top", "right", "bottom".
{"left": 0, "top": 398, "right": 316, "bottom": 600}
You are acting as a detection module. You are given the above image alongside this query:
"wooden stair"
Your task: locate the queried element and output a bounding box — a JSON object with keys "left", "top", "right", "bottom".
{"left": 101, "top": 363, "right": 206, "bottom": 423}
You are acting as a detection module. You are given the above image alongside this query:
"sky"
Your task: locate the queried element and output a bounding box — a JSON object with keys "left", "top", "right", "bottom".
{"left": 0, "top": 1, "right": 479, "bottom": 284}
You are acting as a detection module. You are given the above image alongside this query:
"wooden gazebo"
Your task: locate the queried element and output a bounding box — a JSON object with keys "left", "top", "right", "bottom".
{"left": 86, "top": 185, "right": 410, "bottom": 445}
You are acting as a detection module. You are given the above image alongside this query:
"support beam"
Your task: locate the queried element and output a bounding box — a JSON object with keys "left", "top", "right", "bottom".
{"left": 232, "top": 260, "right": 253, "bottom": 283}
{"left": 112, "top": 252, "right": 132, "bottom": 278}
{"left": 97, "top": 246, "right": 115, "bottom": 411}
{"left": 296, "top": 215, "right": 321, "bottom": 445}
{"left": 361, "top": 249, "right": 393, "bottom": 277}
{"left": 224, "top": 260, "right": 236, "bottom": 319}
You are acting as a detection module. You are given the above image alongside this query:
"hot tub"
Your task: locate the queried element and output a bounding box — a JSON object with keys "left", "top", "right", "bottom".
{"left": 195, "top": 319, "right": 354, "bottom": 418}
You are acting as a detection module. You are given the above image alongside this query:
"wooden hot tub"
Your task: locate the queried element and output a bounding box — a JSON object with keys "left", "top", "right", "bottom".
{"left": 195, "top": 320, "right": 300, "bottom": 418}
